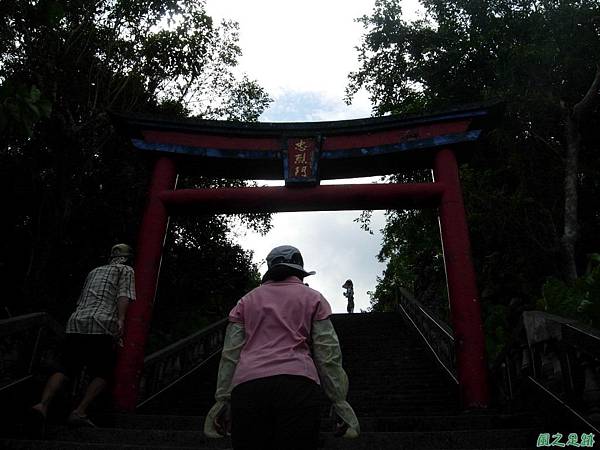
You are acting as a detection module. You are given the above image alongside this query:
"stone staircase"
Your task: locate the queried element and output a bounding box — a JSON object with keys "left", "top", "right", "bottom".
{"left": 0, "top": 312, "right": 571, "bottom": 449}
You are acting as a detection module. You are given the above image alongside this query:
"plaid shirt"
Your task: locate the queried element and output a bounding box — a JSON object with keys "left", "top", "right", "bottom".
{"left": 66, "top": 262, "right": 136, "bottom": 336}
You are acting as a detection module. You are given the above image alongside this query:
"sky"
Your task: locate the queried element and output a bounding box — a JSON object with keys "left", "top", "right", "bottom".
{"left": 204, "top": 0, "right": 422, "bottom": 312}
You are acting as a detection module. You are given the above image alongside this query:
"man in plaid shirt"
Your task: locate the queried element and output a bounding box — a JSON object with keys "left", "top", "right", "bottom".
{"left": 30, "top": 244, "right": 136, "bottom": 428}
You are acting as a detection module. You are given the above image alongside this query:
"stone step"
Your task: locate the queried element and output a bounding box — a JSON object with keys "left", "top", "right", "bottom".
{"left": 318, "top": 429, "right": 544, "bottom": 449}
{"left": 95, "top": 412, "right": 544, "bottom": 432}
{"left": 347, "top": 385, "right": 456, "bottom": 392}
{"left": 352, "top": 408, "right": 461, "bottom": 417}
{"left": 1, "top": 428, "right": 546, "bottom": 449}
{"left": 143, "top": 399, "right": 461, "bottom": 411}
{"left": 346, "top": 377, "right": 454, "bottom": 384}
{"left": 41, "top": 426, "right": 219, "bottom": 447}
{"left": 1, "top": 441, "right": 204, "bottom": 450}
{"left": 0, "top": 438, "right": 542, "bottom": 450}
{"left": 347, "top": 389, "right": 457, "bottom": 397}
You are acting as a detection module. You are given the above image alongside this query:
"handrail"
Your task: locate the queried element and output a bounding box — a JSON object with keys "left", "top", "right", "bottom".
{"left": 137, "top": 317, "right": 228, "bottom": 407}
{"left": 144, "top": 318, "right": 228, "bottom": 366}
{"left": 394, "top": 286, "right": 458, "bottom": 384}
{"left": 562, "top": 323, "right": 600, "bottom": 357}
{"left": 527, "top": 376, "right": 600, "bottom": 434}
{"left": 0, "top": 312, "right": 64, "bottom": 391}
{"left": 398, "top": 286, "right": 454, "bottom": 339}
{"left": 0, "top": 312, "right": 63, "bottom": 338}
{"left": 491, "top": 310, "right": 600, "bottom": 427}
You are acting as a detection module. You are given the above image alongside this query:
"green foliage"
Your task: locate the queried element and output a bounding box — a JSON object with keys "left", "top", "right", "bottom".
{"left": 0, "top": 82, "right": 52, "bottom": 138}
{"left": 148, "top": 215, "right": 261, "bottom": 351}
{"left": 483, "top": 303, "right": 509, "bottom": 361}
{"left": 537, "top": 254, "right": 600, "bottom": 327}
{"left": 368, "top": 205, "right": 448, "bottom": 318}
{"left": 349, "top": 0, "right": 600, "bottom": 332}
{"left": 360, "top": 172, "right": 448, "bottom": 318}
{"left": 0, "top": 0, "right": 272, "bottom": 342}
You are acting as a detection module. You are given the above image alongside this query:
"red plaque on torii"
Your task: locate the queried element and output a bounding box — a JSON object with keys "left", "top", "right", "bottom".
{"left": 285, "top": 137, "right": 318, "bottom": 185}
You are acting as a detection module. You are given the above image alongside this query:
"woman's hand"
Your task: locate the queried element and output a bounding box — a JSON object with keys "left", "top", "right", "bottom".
{"left": 214, "top": 402, "right": 232, "bottom": 436}
{"left": 204, "top": 401, "right": 231, "bottom": 438}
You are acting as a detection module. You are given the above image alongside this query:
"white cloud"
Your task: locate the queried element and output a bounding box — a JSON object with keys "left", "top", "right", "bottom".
{"left": 203, "top": 0, "right": 424, "bottom": 312}
{"left": 260, "top": 89, "right": 372, "bottom": 122}
{"left": 206, "top": 0, "right": 376, "bottom": 95}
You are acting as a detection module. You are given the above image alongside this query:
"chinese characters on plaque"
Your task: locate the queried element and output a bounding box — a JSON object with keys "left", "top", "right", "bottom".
{"left": 285, "top": 138, "right": 318, "bottom": 185}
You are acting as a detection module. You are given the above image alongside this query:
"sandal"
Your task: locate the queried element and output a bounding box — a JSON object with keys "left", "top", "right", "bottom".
{"left": 67, "top": 411, "right": 97, "bottom": 428}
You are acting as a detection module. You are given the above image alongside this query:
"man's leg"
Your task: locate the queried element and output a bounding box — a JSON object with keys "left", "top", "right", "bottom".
{"left": 31, "top": 334, "right": 80, "bottom": 417}
{"left": 71, "top": 377, "right": 107, "bottom": 418}
{"left": 66, "top": 334, "right": 114, "bottom": 426}
{"left": 32, "top": 372, "right": 68, "bottom": 417}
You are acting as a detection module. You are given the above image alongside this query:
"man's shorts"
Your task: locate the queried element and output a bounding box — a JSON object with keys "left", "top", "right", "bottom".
{"left": 56, "top": 333, "right": 117, "bottom": 381}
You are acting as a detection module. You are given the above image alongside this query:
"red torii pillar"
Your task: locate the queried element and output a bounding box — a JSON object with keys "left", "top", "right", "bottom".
{"left": 434, "top": 148, "right": 489, "bottom": 408}
{"left": 113, "top": 157, "right": 177, "bottom": 411}
{"left": 112, "top": 148, "right": 489, "bottom": 411}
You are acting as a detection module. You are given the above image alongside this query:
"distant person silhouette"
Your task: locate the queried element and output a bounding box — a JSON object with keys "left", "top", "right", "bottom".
{"left": 204, "top": 245, "right": 359, "bottom": 449}
{"left": 342, "top": 279, "right": 354, "bottom": 314}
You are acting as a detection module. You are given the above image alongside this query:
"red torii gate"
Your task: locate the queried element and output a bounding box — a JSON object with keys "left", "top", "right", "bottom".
{"left": 111, "top": 103, "right": 500, "bottom": 412}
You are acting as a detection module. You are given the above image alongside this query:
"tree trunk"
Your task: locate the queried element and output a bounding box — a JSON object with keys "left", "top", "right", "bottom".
{"left": 562, "top": 114, "right": 580, "bottom": 282}
{"left": 561, "top": 64, "right": 600, "bottom": 283}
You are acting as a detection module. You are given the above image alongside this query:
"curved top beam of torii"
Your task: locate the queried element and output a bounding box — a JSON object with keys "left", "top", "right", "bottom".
{"left": 111, "top": 101, "right": 501, "bottom": 186}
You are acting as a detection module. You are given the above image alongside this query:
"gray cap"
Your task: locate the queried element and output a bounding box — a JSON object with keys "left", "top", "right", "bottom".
{"left": 110, "top": 243, "right": 133, "bottom": 258}
{"left": 262, "top": 245, "right": 316, "bottom": 282}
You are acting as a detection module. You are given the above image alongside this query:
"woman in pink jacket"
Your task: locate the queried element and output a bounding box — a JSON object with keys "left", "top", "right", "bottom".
{"left": 204, "top": 245, "right": 359, "bottom": 450}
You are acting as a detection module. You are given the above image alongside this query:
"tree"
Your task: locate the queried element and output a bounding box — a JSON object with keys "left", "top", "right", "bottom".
{"left": 562, "top": 65, "right": 600, "bottom": 281}
{"left": 0, "top": 0, "right": 272, "bottom": 331}
{"left": 348, "top": 0, "right": 600, "bottom": 321}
